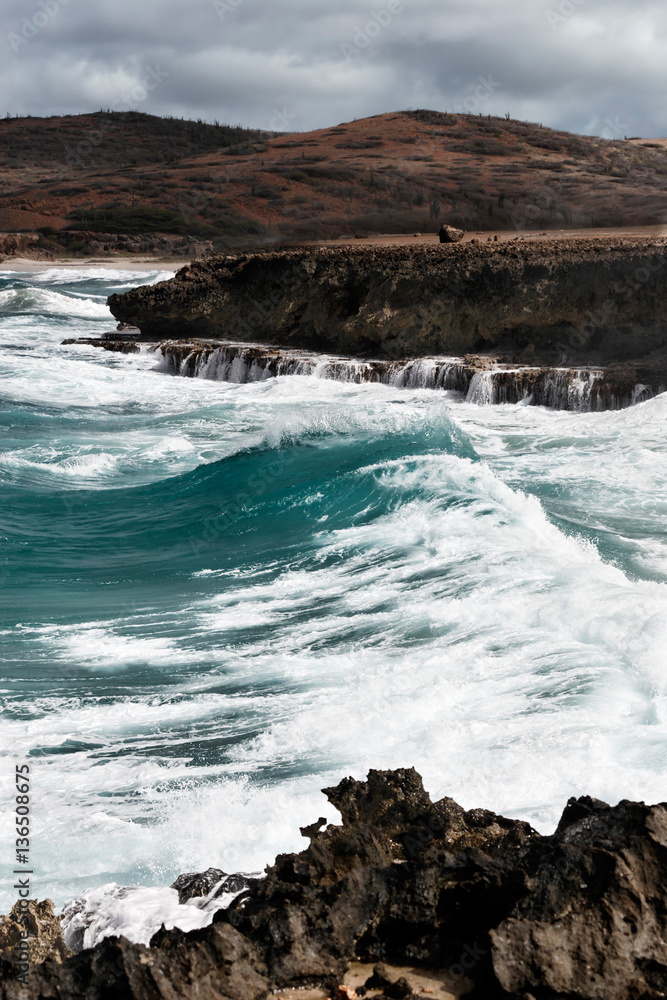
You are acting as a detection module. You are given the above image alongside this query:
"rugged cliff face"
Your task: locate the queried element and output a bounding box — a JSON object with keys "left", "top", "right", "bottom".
{"left": 4, "top": 769, "right": 667, "bottom": 1000}
{"left": 108, "top": 238, "right": 667, "bottom": 365}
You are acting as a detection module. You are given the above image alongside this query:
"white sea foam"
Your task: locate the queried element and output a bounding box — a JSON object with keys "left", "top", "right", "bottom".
{"left": 27, "top": 268, "right": 176, "bottom": 285}
{"left": 0, "top": 286, "right": 113, "bottom": 319}
{"left": 3, "top": 442, "right": 666, "bottom": 929}
{"left": 60, "top": 883, "right": 222, "bottom": 950}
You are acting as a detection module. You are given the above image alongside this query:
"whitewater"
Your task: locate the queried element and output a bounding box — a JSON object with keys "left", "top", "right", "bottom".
{"left": 1, "top": 266, "right": 667, "bottom": 946}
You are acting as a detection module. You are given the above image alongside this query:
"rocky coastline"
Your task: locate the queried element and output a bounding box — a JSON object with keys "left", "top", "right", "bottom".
{"left": 64, "top": 333, "right": 660, "bottom": 411}
{"left": 3, "top": 768, "right": 667, "bottom": 999}
{"left": 104, "top": 238, "right": 667, "bottom": 411}
{"left": 151, "top": 338, "right": 658, "bottom": 411}
{"left": 0, "top": 231, "right": 214, "bottom": 263}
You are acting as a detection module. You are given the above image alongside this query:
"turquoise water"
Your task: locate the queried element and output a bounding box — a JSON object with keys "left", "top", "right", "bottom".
{"left": 2, "top": 267, "right": 667, "bottom": 921}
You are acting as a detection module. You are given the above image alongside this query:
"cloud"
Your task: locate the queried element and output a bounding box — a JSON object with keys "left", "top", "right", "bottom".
{"left": 1, "top": 0, "right": 666, "bottom": 137}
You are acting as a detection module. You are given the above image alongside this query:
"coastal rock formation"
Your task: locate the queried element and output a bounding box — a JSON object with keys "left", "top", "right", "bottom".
{"left": 153, "top": 339, "right": 659, "bottom": 411}
{"left": 0, "top": 900, "right": 72, "bottom": 967}
{"left": 108, "top": 238, "right": 667, "bottom": 366}
{"left": 59, "top": 335, "right": 662, "bottom": 410}
{"left": 61, "top": 337, "right": 140, "bottom": 353}
{"left": 0, "top": 233, "right": 43, "bottom": 261}
{"left": 438, "top": 224, "right": 464, "bottom": 243}
{"left": 64, "top": 232, "right": 214, "bottom": 258}
{"left": 4, "top": 769, "right": 667, "bottom": 999}
{"left": 171, "top": 869, "right": 261, "bottom": 905}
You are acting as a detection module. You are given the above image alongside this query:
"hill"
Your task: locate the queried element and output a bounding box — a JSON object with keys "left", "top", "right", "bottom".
{"left": 1, "top": 109, "right": 667, "bottom": 249}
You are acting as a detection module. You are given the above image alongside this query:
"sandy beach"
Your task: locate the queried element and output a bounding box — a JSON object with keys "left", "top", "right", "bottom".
{"left": 0, "top": 256, "right": 182, "bottom": 272}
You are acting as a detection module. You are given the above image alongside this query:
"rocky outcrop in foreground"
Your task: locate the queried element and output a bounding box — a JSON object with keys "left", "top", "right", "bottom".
{"left": 0, "top": 901, "right": 72, "bottom": 969}
{"left": 3, "top": 768, "right": 667, "bottom": 999}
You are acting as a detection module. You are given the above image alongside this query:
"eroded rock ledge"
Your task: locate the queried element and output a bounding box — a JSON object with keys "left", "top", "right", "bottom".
{"left": 107, "top": 239, "right": 667, "bottom": 361}
{"left": 152, "top": 338, "right": 659, "bottom": 411}
{"left": 4, "top": 768, "right": 667, "bottom": 999}
{"left": 63, "top": 335, "right": 662, "bottom": 411}
{"left": 105, "top": 238, "right": 667, "bottom": 410}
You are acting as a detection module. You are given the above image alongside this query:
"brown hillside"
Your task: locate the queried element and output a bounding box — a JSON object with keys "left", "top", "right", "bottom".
{"left": 1, "top": 109, "right": 667, "bottom": 246}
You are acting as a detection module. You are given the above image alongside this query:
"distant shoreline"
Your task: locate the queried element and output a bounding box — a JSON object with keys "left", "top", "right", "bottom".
{"left": 0, "top": 256, "right": 182, "bottom": 272}
{"left": 3, "top": 225, "right": 667, "bottom": 271}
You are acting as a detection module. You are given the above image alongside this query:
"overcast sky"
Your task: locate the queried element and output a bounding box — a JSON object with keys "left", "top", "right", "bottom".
{"left": 2, "top": 0, "right": 664, "bottom": 138}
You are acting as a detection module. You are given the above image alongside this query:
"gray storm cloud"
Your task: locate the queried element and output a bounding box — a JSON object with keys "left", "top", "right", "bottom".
{"left": 1, "top": 0, "right": 665, "bottom": 137}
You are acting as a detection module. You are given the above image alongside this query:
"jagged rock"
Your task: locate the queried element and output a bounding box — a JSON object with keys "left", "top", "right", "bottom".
{"left": 171, "top": 868, "right": 228, "bottom": 904}
{"left": 438, "top": 224, "right": 464, "bottom": 243}
{"left": 1, "top": 924, "right": 268, "bottom": 999}
{"left": 365, "top": 962, "right": 394, "bottom": 989}
{"left": 171, "top": 869, "right": 260, "bottom": 905}
{"left": 384, "top": 977, "right": 416, "bottom": 999}
{"left": 61, "top": 337, "right": 139, "bottom": 353}
{"left": 5, "top": 770, "right": 667, "bottom": 999}
{"left": 489, "top": 796, "right": 667, "bottom": 999}
{"left": 0, "top": 899, "right": 72, "bottom": 968}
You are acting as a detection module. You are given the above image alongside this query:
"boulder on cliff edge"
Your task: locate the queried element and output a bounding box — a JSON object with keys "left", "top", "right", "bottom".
{"left": 438, "top": 224, "right": 465, "bottom": 243}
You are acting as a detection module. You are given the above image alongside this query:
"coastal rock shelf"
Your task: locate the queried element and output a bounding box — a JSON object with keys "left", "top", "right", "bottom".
{"left": 154, "top": 338, "right": 657, "bottom": 411}
{"left": 107, "top": 239, "right": 667, "bottom": 361}
{"left": 4, "top": 769, "right": 667, "bottom": 999}
{"left": 105, "top": 238, "right": 667, "bottom": 411}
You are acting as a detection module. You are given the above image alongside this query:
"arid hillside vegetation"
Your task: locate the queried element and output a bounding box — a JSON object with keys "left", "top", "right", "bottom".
{"left": 1, "top": 109, "right": 666, "bottom": 248}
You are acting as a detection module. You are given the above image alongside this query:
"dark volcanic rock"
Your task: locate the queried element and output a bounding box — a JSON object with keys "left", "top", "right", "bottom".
{"left": 171, "top": 868, "right": 260, "bottom": 905}
{"left": 61, "top": 337, "right": 139, "bottom": 353}
{"left": 171, "top": 867, "right": 229, "bottom": 904}
{"left": 1, "top": 925, "right": 268, "bottom": 999}
{"left": 4, "top": 769, "right": 667, "bottom": 999}
{"left": 490, "top": 796, "right": 667, "bottom": 999}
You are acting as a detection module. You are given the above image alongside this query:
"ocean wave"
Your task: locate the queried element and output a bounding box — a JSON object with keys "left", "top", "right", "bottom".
{"left": 0, "top": 285, "right": 112, "bottom": 319}
{"left": 0, "top": 450, "right": 120, "bottom": 479}
{"left": 59, "top": 878, "right": 251, "bottom": 951}
{"left": 2, "top": 267, "right": 667, "bottom": 925}
{"left": 27, "top": 268, "right": 176, "bottom": 286}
